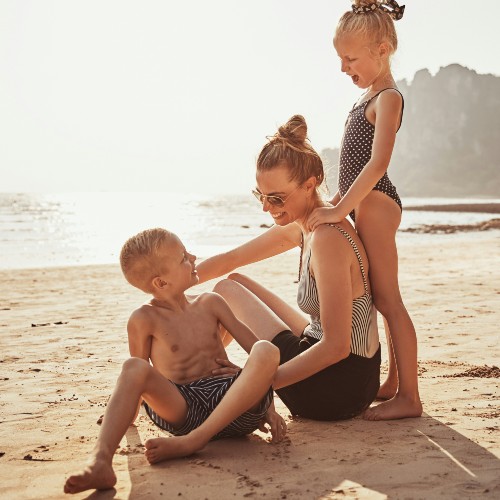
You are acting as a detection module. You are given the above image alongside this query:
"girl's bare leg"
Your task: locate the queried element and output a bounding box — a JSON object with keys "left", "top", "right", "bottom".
{"left": 145, "top": 340, "right": 280, "bottom": 463}
{"left": 356, "top": 192, "right": 422, "bottom": 420}
{"left": 377, "top": 316, "right": 399, "bottom": 399}
{"left": 64, "top": 358, "right": 187, "bottom": 494}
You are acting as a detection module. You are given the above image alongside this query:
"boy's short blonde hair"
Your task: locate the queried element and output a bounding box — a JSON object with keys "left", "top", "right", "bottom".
{"left": 120, "top": 228, "right": 176, "bottom": 293}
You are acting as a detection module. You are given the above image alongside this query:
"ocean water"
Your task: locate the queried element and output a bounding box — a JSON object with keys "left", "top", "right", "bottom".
{"left": 0, "top": 192, "right": 497, "bottom": 270}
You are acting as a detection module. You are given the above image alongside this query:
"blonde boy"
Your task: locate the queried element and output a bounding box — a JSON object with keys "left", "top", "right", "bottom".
{"left": 64, "top": 228, "right": 283, "bottom": 494}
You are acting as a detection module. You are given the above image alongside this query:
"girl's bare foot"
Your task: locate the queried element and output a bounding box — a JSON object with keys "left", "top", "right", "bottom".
{"left": 64, "top": 457, "right": 116, "bottom": 494}
{"left": 364, "top": 394, "right": 423, "bottom": 421}
{"left": 144, "top": 436, "right": 205, "bottom": 464}
{"left": 376, "top": 378, "right": 398, "bottom": 400}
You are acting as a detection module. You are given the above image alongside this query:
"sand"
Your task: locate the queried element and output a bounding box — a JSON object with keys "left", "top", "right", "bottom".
{"left": 1, "top": 230, "right": 499, "bottom": 499}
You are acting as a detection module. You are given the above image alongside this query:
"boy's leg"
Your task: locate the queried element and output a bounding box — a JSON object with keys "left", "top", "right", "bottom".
{"left": 64, "top": 358, "right": 187, "bottom": 494}
{"left": 145, "top": 340, "right": 279, "bottom": 464}
{"left": 356, "top": 192, "right": 422, "bottom": 420}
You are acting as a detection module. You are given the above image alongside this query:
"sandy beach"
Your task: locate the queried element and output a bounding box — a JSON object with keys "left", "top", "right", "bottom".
{"left": 1, "top": 230, "right": 499, "bottom": 499}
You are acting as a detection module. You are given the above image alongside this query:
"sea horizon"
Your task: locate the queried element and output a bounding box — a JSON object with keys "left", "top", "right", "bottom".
{"left": 1, "top": 192, "right": 499, "bottom": 271}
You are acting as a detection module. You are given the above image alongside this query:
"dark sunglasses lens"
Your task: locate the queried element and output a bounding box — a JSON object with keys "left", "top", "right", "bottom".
{"left": 268, "top": 196, "right": 284, "bottom": 207}
{"left": 252, "top": 190, "right": 284, "bottom": 207}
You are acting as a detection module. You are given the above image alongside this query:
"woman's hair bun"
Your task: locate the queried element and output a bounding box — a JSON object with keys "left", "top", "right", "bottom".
{"left": 277, "top": 115, "right": 307, "bottom": 145}
{"left": 257, "top": 113, "right": 324, "bottom": 188}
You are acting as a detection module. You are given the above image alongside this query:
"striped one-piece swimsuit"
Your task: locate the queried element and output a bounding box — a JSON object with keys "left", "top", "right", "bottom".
{"left": 297, "top": 224, "right": 379, "bottom": 358}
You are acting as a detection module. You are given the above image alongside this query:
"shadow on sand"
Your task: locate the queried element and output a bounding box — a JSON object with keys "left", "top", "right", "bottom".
{"left": 121, "top": 412, "right": 499, "bottom": 499}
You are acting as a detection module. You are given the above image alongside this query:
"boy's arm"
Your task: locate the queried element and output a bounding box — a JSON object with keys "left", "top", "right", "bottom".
{"left": 127, "top": 310, "right": 153, "bottom": 360}
{"left": 208, "top": 293, "right": 259, "bottom": 354}
{"left": 127, "top": 309, "right": 154, "bottom": 423}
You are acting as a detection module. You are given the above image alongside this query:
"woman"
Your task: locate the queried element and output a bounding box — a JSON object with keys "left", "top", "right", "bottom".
{"left": 197, "top": 115, "right": 381, "bottom": 420}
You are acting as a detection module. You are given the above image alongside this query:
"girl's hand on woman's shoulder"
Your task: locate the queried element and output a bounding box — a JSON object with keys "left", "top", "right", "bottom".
{"left": 308, "top": 206, "right": 343, "bottom": 231}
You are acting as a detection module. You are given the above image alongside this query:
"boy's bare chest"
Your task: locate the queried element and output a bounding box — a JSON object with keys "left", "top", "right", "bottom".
{"left": 149, "top": 304, "right": 225, "bottom": 381}
{"left": 153, "top": 306, "right": 220, "bottom": 352}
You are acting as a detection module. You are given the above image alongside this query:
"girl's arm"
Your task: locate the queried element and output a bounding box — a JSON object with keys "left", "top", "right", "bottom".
{"left": 196, "top": 223, "right": 301, "bottom": 284}
{"left": 331, "top": 190, "right": 341, "bottom": 205}
{"left": 333, "top": 89, "right": 403, "bottom": 219}
{"left": 272, "top": 225, "right": 353, "bottom": 389}
{"left": 307, "top": 90, "right": 402, "bottom": 230}
{"left": 323, "top": 190, "right": 341, "bottom": 206}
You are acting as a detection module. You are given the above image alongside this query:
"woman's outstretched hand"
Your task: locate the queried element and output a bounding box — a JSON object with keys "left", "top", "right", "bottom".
{"left": 212, "top": 358, "right": 241, "bottom": 376}
{"left": 259, "top": 402, "right": 287, "bottom": 443}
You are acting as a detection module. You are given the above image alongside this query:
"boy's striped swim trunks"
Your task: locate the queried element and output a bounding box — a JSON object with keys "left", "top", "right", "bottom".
{"left": 143, "top": 371, "right": 273, "bottom": 440}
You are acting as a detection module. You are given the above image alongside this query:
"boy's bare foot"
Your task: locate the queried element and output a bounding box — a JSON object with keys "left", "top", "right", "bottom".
{"left": 376, "top": 378, "right": 398, "bottom": 400}
{"left": 64, "top": 457, "right": 116, "bottom": 494}
{"left": 363, "top": 394, "right": 423, "bottom": 421}
{"left": 144, "top": 436, "right": 204, "bottom": 464}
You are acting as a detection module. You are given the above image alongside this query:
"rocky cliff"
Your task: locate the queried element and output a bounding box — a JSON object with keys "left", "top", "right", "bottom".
{"left": 321, "top": 64, "right": 500, "bottom": 198}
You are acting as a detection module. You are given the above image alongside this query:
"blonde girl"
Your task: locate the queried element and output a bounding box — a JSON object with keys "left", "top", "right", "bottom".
{"left": 308, "top": 0, "right": 422, "bottom": 420}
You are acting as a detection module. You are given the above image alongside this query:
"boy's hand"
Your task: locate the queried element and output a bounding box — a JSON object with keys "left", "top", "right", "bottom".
{"left": 212, "top": 358, "right": 241, "bottom": 376}
{"left": 308, "top": 206, "right": 343, "bottom": 231}
{"left": 259, "top": 404, "right": 287, "bottom": 443}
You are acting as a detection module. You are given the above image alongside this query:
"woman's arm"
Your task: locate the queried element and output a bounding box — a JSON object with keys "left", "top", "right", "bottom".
{"left": 196, "top": 223, "right": 301, "bottom": 284}
{"left": 273, "top": 226, "right": 353, "bottom": 389}
{"left": 329, "top": 89, "right": 403, "bottom": 220}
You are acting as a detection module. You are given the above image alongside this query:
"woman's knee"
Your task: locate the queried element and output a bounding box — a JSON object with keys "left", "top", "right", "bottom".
{"left": 227, "top": 272, "right": 250, "bottom": 285}
{"left": 213, "top": 277, "right": 240, "bottom": 297}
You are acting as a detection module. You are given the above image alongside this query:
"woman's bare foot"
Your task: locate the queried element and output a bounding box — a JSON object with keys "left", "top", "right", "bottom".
{"left": 363, "top": 394, "right": 423, "bottom": 421}
{"left": 64, "top": 457, "right": 117, "bottom": 494}
{"left": 376, "top": 378, "right": 398, "bottom": 400}
{"left": 144, "top": 436, "right": 205, "bottom": 464}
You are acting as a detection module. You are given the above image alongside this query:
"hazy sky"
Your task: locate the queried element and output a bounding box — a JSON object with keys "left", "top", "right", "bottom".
{"left": 1, "top": 0, "right": 499, "bottom": 194}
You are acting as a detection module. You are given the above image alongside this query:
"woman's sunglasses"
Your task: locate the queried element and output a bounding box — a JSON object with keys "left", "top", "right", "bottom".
{"left": 252, "top": 185, "right": 301, "bottom": 208}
